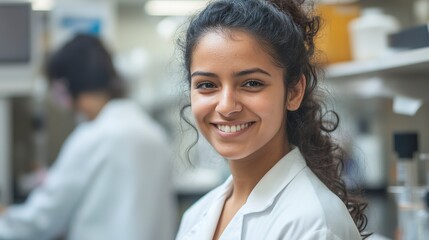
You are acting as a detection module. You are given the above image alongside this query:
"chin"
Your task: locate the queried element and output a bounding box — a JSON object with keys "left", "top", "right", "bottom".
{"left": 216, "top": 150, "right": 251, "bottom": 161}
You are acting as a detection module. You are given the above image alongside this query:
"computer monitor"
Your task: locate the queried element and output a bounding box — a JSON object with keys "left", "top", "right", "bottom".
{"left": 0, "top": 2, "right": 32, "bottom": 203}
{"left": 0, "top": 2, "right": 33, "bottom": 97}
{"left": 0, "top": 3, "right": 31, "bottom": 63}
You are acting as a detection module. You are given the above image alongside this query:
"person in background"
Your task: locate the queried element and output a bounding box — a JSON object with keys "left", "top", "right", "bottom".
{"left": 0, "top": 34, "right": 176, "bottom": 240}
{"left": 176, "top": 0, "right": 369, "bottom": 239}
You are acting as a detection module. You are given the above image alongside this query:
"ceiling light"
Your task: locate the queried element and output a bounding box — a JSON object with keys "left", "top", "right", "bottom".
{"left": 31, "top": 0, "right": 53, "bottom": 11}
{"left": 145, "top": 0, "right": 208, "bottom": 16}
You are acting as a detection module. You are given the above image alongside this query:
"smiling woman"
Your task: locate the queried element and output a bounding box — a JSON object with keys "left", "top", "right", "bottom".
{"left": 176, "top": 0, "right": 369, "bottom": 240}
{"left": 190, "top": 31, "right": 298, "bottom": 161}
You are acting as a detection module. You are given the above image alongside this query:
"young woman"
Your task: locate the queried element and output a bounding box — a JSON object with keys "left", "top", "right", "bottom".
{"left": 176, "top": 0, "right": 368, "bottom": 239}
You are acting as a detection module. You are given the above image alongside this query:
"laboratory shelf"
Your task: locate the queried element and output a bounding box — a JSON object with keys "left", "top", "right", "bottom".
{"left": 327, "top": 47, "right": 429, "bottom": 81}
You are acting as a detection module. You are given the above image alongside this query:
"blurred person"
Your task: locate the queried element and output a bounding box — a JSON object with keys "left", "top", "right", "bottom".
{"left": 175, "top": 0, "right": 369, "bottom": 239}
{"left": 0, "top": 34, "right": 176, "bottom": 240}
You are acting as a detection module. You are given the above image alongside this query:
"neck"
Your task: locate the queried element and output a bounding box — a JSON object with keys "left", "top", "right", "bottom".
{"left": 75, "top": 92, "right": 111, "bottom": 120}
{"left": 227, "top": 131, "right": 290, "bottom": 203}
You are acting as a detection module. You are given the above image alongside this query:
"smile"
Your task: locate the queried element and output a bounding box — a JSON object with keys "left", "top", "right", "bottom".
{"left": 215, "top": 122, "right": 254, "bottom": 133}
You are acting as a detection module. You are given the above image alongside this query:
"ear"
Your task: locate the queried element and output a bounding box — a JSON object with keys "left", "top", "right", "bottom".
{"left": 286, "top": 74, "right": 306, "bottom": 111}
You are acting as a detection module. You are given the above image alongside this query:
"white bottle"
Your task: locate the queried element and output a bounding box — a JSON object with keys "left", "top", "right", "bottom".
{"left": 349, "top": 8, "right": 399, "bottom": 61}
{"left": 416, "top": 190, "right": 429, "bottom": 240}
{"left": 414, "top": 0, "right": 429, "bottom": 24}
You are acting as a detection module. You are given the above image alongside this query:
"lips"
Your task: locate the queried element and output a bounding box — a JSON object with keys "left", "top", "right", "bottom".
{"left": 215, "top": 122, "right": 254, "bottom": 133}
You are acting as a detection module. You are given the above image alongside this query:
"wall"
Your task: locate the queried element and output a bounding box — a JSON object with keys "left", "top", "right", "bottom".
{"left": 0, "top": 99, "right": 11, "bottom": 204}
{"left": 115, "top": 4, "right": 184, "bottom": 112}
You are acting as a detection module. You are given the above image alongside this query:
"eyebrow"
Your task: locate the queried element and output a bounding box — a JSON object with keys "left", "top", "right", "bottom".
{"left": 234, "top": 68, "right": 271, "bottom": 77}
{"left": 191, "top": 71, "right": 217, "bottom": 78}
{"left": 191, "top": 68, "right": 271, "bottom": 78}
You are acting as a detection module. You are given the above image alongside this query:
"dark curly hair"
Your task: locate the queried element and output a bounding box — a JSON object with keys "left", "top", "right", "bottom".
{"left": 179, "top": 0, "right": 369, "bottom": 238}
{"left": 46, "top": 34, "right": 126, "bottom": 100}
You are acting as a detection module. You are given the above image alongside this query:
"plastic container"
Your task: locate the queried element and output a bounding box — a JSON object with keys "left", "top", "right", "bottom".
{"left": 416, "top": 190, "right": 429, "bottom": 240}
{"left": 316, "top": 3, "right": 360, "bottom": 63}
{"left": 348, "top": 8, "right": 399, "bottom": 61}
{"left": 394, "top": 132, "right": 419, "bottom": 187}
{"left": 389, "top": 186, "right": 427, "bottom": 240}
{"left": 414, "top": 0, "right": 429, "bottom": 24}
{"left": 420, "top": 153, "right": 429, "bottom": 186}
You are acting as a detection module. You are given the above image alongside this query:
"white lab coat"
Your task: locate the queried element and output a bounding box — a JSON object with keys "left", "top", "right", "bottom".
{"left": 0, "top": 99, "right": 176, "bottom": 240}
{"left": 176, "top": 148, "right": 361, "bottom": 240}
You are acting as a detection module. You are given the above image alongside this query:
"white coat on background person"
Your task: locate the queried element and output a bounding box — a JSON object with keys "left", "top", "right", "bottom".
{"left": 0, "top": 99, "right": 177, "bottom": 240}
{"left": 0, "top": 34, "right": 177, "bottom": 240}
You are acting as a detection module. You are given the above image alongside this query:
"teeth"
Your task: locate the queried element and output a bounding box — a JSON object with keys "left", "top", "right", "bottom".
{"left": 216, "top": 123, "right": 251, "bottom": 133}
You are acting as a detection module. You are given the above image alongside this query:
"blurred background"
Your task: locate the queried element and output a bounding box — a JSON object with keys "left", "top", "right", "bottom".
{"left": 1, "top": 0, "right": 429, "bottom": 239}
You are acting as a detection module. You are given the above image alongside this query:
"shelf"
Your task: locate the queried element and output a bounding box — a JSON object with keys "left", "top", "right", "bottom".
{"left": 325, "top": 47, "right": 429, "bottom": 101}
{"left": 327, "top": 47, "right": 429, "bottom": 81}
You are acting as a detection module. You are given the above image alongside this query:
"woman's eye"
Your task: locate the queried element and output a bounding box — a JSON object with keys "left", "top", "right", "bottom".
{"left": 195, "top": 82, "right": 216, "bottom": 89}
{"left": 243, "top": 80, "right": 264, "bottom": 88}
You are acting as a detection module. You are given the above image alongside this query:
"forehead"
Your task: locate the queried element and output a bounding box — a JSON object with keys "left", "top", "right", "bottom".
{"left": 190, "top": 30, "right": 280, "bottom": 72}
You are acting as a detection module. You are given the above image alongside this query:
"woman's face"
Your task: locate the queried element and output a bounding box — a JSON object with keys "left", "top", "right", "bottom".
{"left": 190, "top": 30, "right": 301, "bottom": 161}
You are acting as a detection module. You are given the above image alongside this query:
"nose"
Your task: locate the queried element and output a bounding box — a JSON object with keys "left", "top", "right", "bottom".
{"left": 215, "top": 87, "right": 242, "bottom": 117}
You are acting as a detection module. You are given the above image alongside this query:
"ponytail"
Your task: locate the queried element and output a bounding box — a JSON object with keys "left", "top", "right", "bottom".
{"left": 267, "top": 0, "right": 369, "bottom": 237}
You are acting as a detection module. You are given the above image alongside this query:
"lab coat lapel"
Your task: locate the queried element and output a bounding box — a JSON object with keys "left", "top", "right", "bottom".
{"left": 182, "top": 149, "right": 307, "bottom": 240}
{"left": 220, "top": 149, "right": 307, "bottom": 240}
{"left": 242, "top": 148, "right": 307, "bottom": 214}
{"left": 182, "top": 177, "right": 233, "bottom": 240}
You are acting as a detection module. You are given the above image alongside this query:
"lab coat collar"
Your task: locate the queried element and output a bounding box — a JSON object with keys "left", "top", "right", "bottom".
{"left": 206, "top": 148, "right": 307, "bottom": 215}
{"left": 95, "top": 99, "right": 137, "bottom": 122}
{"left": 241, "top": 147, "right": 307, "bottom": 214}
{"left": 183, "top": 148, "right": 307, "bottom": 240}
{"left": 186, "top": 177, "right": 233, "bottom": 240}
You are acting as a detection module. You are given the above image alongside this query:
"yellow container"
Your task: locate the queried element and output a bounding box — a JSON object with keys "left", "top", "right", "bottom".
{"left": 316, "top": 3, "right": 361, "bottom": 64}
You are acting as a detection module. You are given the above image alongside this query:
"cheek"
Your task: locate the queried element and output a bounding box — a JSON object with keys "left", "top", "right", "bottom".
{"left": 191, "top": 94, "right": 210, "bottom": 124}
{"left": 190, "top": 99, "right": 200, "bottom": 122}
{"left": 190, "top": 96, "right": 214, "bottom": 141}
{"left": 260, "top": 102, "right": 285, "bottom": 126}
{"left": 257, "top": 91, "right": 286, "bottom": 121}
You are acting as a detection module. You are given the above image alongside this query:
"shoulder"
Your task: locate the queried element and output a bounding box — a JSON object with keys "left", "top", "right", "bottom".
{"left": 273, "top": 167, "right": 361, "bottom": 239}
{"left": 59, "top": 123, "right": 101, "bottom": 154}
{"left": 96, "top": 101, "right": 169, "bottom": 145}
{"left": 59, "top": 118, "right": 142, "bottom": 162}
